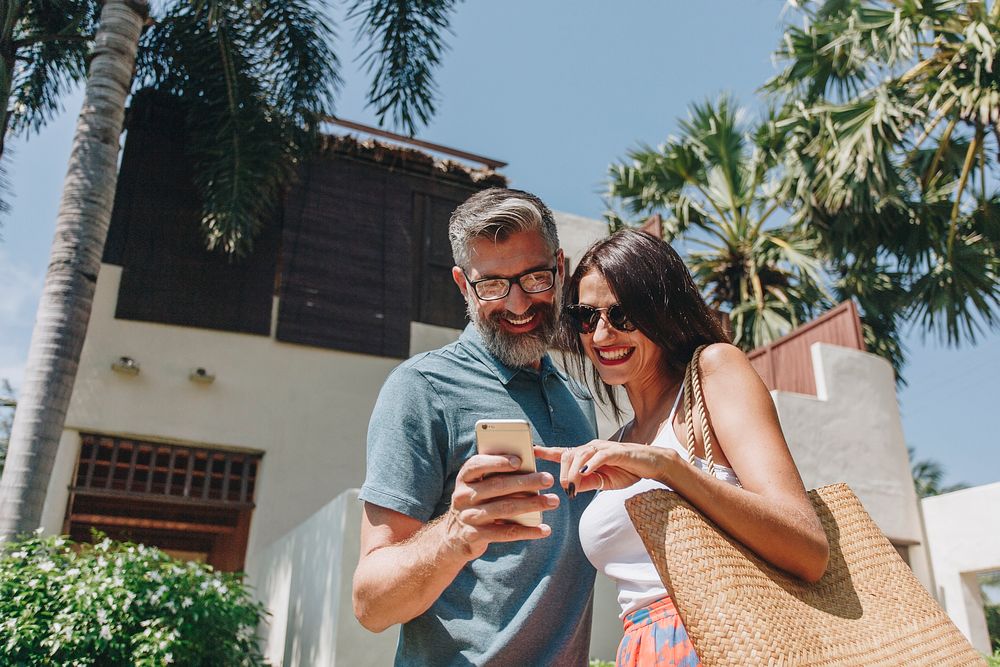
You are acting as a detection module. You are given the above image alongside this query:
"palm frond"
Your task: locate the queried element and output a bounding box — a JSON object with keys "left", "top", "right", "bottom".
{"left": 136, "top": 0, "right": 342, "bottom": 256}
{"left": 908, "top": 233, "right": 1000, "bottom": 345}
{"left": 251, "top": 0, "right": 341, "bottom": 127}
{"left": 349, "top": 0, "right": 458, "bottom": 136}
{"left": 3, "top": 0, "right": 99, "bottom": 137}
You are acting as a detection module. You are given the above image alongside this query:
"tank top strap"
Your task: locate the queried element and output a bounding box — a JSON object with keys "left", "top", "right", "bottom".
{"left": 665, "top": 380, "right": 685, "bottom": 423}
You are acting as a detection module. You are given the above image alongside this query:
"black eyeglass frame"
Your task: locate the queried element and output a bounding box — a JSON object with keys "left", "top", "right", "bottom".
{"left": 565, "top": 303, "right": 637, "bottom": 334}
{"left": 463, "top": 266, "right": 559, "bottom": 301}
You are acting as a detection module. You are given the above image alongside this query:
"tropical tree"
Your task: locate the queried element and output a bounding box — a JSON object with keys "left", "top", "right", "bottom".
{"left": 0, "top": 0, "right": 458, "bottom": 541}
{"left": 1, "top": 1, "right": 100, "bottom": 215}
{"left": 908, "top": 446, "right": 968, "bottom": 497}
{"left": 607, "top": 95, "right": 829, "bottom": 350}
{"left": 767, "top": 0, "right": 1000, "bottom": 362}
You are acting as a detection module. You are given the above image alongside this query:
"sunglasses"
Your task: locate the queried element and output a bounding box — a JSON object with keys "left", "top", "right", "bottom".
{"left": 565, "top": 303, "right": 636, "bottom": 334}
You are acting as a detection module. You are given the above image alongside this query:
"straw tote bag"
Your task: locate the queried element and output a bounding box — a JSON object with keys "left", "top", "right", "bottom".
{"left": 624, "top": 345, "right": 984, "bottom": 667}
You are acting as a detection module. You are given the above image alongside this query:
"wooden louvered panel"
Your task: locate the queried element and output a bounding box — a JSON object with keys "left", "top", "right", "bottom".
{"left": 411, "top": 189, "right": 473, "bottom": 330}
{"left": 73, "top": 434, "right": 259, "bottom": 507}
{"left": 276, "top": 156, "right": 414, "bottom": 357}
{"left": 106, "top": 90, "right": 278, "bottom": 336}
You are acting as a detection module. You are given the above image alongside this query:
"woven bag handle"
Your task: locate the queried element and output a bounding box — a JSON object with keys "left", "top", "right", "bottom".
{"left": 682, "top": 344, "right": 716, "bottom": 476}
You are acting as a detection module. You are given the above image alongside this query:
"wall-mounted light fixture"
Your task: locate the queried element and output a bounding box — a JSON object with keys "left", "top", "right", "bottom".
{"left": 189, "top": 367, "right": 215, "bottom": 384}
{"left": 111, "top": 356, "right": 140, "bottom": 376}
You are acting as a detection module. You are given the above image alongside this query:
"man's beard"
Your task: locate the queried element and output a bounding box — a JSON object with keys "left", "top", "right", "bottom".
{"left": 468, "top": 295, "right": 561, "bottom": 369}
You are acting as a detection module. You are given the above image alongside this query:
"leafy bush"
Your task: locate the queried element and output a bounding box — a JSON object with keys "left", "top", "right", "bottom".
{"left": 0, "top": 532, "right": 267, "bottom": 666}
{"left": 986, "top": 649, "right": 1000, "bottom": 667}
{"left": 987, "top": 603, "right": 1000, "bottom": 653}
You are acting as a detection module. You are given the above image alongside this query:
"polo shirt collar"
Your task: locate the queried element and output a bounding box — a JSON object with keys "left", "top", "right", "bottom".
{"left": 459, "top": 323, "right": 566, "bottom": 385}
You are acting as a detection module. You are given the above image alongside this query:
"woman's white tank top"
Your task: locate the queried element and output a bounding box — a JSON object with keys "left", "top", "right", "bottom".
{"left": 578, "top": 383, "right": 741, "bottom": 617}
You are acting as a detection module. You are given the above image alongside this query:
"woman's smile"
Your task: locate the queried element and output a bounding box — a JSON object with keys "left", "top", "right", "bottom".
{"left": 594, "top": 345, "right": 635, "bottom": 365}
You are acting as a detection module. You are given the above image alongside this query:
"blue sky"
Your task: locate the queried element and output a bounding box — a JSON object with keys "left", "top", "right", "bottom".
{"left": 2, "top": 0, "right": 997, "bottom": 487}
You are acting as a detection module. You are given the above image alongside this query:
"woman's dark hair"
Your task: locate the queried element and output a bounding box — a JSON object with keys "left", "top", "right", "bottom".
{"left": 560, "top": 229, "right": 730, "bottom": 418}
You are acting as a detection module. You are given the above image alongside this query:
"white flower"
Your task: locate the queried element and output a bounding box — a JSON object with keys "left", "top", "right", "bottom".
{"left": 181, "top": 597, "right": 193, "bottom": 608}
{"left": 164, "top": 653, "right": 174, "bottom": 664}
{"left": 37, "top": 560, "right": 55, "bottom": 572}
{"left": 100, "top": 625, "right": 112, "bottom": 641}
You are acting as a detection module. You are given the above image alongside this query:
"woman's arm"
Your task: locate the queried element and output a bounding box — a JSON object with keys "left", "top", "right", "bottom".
{"left": 538, "top": 343, "right": 830, "bottom": 582}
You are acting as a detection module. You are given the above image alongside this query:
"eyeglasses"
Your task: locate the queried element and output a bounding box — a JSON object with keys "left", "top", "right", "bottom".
{"left": 565, "top": 303, "right": 636, "bottom": 334}
{"left": 463, "top": 267, "right": 558, "bottom": 301}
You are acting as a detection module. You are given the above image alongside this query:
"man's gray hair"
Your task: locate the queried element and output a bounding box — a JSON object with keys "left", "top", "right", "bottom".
{"left": 449, "top": 188, "right": 560, "bottom": 268}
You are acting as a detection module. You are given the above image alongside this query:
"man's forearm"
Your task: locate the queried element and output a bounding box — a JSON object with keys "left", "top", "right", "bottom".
{"left": 352, "top": 515, "right": 468, "bottom": 632}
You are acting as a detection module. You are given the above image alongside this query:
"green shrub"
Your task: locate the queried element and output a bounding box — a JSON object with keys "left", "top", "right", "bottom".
{"left": 0, "top": 532, "right": 266, "bottom": 666}
{"left": 987, "top": 603, "right": 1000, "bottom": 653}
{"left": 986, "top": 649, "right": 1000, "bottom": 667}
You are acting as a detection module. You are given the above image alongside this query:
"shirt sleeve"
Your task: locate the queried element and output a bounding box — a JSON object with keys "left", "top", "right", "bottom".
{"left": 359, "top": 363, "right": 450, "bottom": 523}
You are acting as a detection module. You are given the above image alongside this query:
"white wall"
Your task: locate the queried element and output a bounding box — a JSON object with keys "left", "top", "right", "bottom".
{"left": 553, "top": 210, "right": 608, "bottom": 266}
{"left": 922, "top": 483, "right": 1000, "bottom": 653}
{"left": 770, "top": 343, "right": 934, "bottom": 588}
{"left": 246, "top": 489, "right": 398, "bottom": 667}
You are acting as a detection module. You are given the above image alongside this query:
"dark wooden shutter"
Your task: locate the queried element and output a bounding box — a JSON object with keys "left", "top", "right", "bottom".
{"left": 107, "top": 91, "right": 278, "bottom": 335}
{"left": 275, "top": 156, "right": 412, "bottom": 357}
{"left": 411, "top": 187, "right": 473, "bottom": 329}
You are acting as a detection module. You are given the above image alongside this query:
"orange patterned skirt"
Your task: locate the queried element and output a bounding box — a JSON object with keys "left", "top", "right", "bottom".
{"left": 616, "top": 596, "right": 701, "bottom": 667}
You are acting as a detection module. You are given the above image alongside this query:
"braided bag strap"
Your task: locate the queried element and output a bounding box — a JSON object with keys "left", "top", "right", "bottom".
{"left": 682, "top": 344, "right": 716, "bottom": 476}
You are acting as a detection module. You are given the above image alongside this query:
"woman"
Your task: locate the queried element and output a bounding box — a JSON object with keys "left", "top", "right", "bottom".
{"left": 536, "top": 230, "right": 829, "bottom": 667}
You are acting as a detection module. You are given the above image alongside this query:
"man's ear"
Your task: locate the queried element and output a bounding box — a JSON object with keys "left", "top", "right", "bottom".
{"left": 452, "top": 266, "right": 468, "bottom": 297}
{"left": 556, "top": 249, "right": 566, "bottom": 280}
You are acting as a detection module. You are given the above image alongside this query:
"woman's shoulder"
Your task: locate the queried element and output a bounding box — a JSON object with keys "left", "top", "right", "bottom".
{"left": 697, "top": 342, "right": 748, "bottom": 375}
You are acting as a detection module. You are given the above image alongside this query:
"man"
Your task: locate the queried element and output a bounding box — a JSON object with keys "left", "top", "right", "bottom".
{"left": 353, "top": 188, "right": 598, "bottom": 665}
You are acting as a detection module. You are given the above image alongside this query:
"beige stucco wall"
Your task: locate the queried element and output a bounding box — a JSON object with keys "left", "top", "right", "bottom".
{"left": 770, "top": 342, "right": 934, "bottom": 589}
{"left": 921, "top": 483, "right": 1000, "bottom": 653}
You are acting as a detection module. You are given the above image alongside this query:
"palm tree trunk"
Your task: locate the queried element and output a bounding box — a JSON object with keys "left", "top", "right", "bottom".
{"left": 0, "top": 0, "right": 147, "bottom": 542}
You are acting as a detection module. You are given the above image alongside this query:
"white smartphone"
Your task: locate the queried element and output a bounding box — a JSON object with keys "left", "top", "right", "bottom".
{"left": 474, "top": 419, "right": 541, "bottom": 527}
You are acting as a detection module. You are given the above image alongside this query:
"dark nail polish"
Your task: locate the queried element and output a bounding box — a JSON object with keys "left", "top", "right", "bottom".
{"left": 580, "top": 465, "right": 589, "bottom": 473}
{"left": 568, "top": 482, "right": 576, "bottom": 498}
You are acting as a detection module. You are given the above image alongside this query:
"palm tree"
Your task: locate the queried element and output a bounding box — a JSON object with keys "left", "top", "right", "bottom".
{"left": 0, "top": 0, "right": 144, "bottom": 543}
{"left": 1, "top": 1, "right": 99, "bottom": 216}
{"left": 768, "top": 0, "right": 1000, "bottom": 353}
{"left": 607, "top": 95, "right": 829, "bottom": 350}
{"left": 0, "top": 0, "right": 458, "bottom": 541}
{"left": 908, "top": 447, "right": 968, "bottom": 498}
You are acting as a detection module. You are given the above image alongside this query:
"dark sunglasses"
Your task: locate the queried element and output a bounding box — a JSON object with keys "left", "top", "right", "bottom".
{"left": 565, "top": 303, "right": 636, "bottom": 334}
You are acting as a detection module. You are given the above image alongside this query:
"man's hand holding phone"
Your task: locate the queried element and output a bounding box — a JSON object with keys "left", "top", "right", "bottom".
{"left": 443, "top": 420, "right": 560, "bottom": 560}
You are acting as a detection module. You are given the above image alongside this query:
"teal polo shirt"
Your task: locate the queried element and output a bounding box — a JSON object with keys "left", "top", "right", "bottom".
{"left": 361, "top": 324, "right": 599, "bottom": 666}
